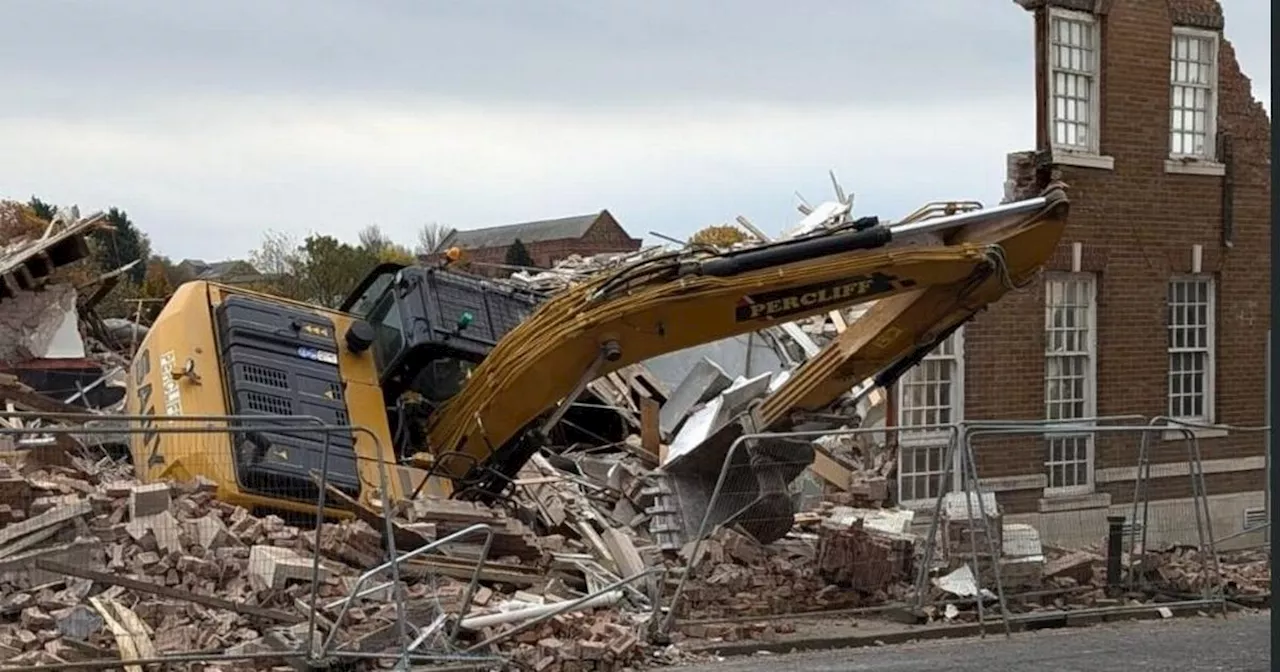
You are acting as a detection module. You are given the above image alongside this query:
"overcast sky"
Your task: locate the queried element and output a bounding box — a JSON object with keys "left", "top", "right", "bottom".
{"left": 3, "top": 1, "right": 1270, "bottom": 263}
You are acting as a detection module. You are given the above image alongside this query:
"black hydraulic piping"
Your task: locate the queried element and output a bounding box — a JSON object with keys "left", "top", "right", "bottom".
{"left": 691, "top": 225, "right": 893, "bottom": 278}
{"left": 685, "top": 193, "right": 1054, "bottom": 280}
{"left": 874, "top": 316, "right": 971, "bottom": 389}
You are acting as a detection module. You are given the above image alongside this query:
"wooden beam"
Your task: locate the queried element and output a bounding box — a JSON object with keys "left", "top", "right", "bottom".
{"left": 37, "top": 559, "right": 304, "bottom": 624}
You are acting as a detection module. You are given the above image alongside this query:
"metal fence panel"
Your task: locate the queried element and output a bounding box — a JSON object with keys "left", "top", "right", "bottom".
{"left": 0, "top": 413, "right": 506, "bottom": 670}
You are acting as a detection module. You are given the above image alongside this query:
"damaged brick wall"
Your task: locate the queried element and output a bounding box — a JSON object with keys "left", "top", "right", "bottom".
{"left": 964, "top": 0, "right": 1271, "bottom": 515}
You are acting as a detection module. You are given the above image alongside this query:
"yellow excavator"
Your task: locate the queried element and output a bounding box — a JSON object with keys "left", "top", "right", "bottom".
{"left": 125, "top": 183, "right": 1069, "bottom": 524}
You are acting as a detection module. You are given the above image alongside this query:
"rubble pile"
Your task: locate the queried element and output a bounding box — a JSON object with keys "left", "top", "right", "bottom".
{"left": 0, "top": 443, "right": 674, "bottom": 670}
{"left": 670, "top": 508, "right": 921, "bottom": 625}
{"left": 673, "top": 527, "right": 853, "bottom": 621}
{"left": 1132, "top": 546, "right": 1272, "bottom": 598}
{"left": 0, "top": 201, "right": 48, "bottom": 243}
{"left": 0, "top": 189, "right": 1270, "bottom": 670}
{"left": 505, "top": 247, "right": 671, "bottom": 293}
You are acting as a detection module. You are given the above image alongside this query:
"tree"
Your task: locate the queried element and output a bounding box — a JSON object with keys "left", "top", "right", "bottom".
{"left": 27, "top": 196, "right": 55, "bottom": 221}
{"left": 375, "top": 243, "right": 416, "bottom": 266}
{"left": 356, "top": 224, "right": 414, "bottom": 265}
{"left": 357, "top": 224, "right": 391, "bottom": 254}
{"left": 89, "top": 208, "right": 152, "bottom": 284}
{"left": 297, "top": 234, "right": 380, "bottom": 307}
{"left": 248, "top": 229, "right": 306, "bottom": 300}
{"left": 415, "top": 221, "right": 454, "bottom": 256}
{"left": 504, "top": 238, "right": 535, "bottom": 268}
{"left": 690, "top": 224, "right": 751, "bottom": 248}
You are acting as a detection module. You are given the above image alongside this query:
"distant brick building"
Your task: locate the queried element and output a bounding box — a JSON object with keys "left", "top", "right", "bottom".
{"left": 438, "top": 210, "right": 642, "bottom": 277}
{"left": 890, "top": 0, "right": 1270, "bottom": 549}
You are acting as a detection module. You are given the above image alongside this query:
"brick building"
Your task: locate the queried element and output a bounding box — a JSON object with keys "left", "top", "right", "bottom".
{"left": 439, "top": 210, "right": 642, "bottom": 277}
{"left": 890, "top": 0, "right": 1270, "bottom": 549}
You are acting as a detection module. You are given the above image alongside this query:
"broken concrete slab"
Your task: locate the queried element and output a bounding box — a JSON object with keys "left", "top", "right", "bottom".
{"left": 248, "top": 545, "right": 330, "bottom": 591}
{"left": 190, "top": 514, "right": 233, "bottom": 550}
{"left": 710, "top": 371, "right": 773, "bottom": 427}
{"left": 0, "top": 206, "right": 105, "bottom": 306}
{"left": 658, "top": 357, "right": 732, "bottom": 441}
{"left": 665, "top": 397, "right": 722, "bottom": 464}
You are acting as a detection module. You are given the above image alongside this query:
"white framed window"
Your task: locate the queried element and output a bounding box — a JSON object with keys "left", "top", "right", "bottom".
{"left": 1167, "top": 276, "right": 1216, "bottom": 423}
{"left": 1169, "top": 27, "right": 1219, "bottom": 160}
{"left": 1044, "top": 273, "right": 1097, "bottom": 495}
{"left": 896, "top": 328, "right": 964, "bottom": 505}
{"left": 1047, "top": 8, "right": 1101, "bottom": 155}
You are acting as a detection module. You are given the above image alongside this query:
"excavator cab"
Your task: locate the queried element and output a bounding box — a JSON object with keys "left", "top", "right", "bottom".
{"left": 338, "top": 263, "right": 544, "bottom": 457}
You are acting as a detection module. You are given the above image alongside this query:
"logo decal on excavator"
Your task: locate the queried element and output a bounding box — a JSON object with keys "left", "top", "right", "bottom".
{"left": 301, "top": 324, "right": 330, "bottom": 338}
{"left": 735, "top": 272, "right": 916, "bottom": 322}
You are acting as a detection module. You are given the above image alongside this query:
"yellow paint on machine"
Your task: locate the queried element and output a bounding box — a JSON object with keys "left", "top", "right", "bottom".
{"left": 424, "top": 186, "right": 1071, "bottom": 475}
{"left": 126, "top": 282, "right": 451, "bottom": 517}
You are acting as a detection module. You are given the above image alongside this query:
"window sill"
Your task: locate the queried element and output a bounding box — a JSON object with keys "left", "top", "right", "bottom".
{"left": 1038, "top": 491, "right": 1111, "bottom": 513}
{"left": 1161, "top": 427, "right": 1229, "bottom": 442}
{"left": 1165, "top": 158, "right": 1225, "bottom": 176}
{"left": 979, "top": 474, "right": 1047, "bottom": 492}
{"left": 1049, "top": 150, "right": 1115, "bottom": 171}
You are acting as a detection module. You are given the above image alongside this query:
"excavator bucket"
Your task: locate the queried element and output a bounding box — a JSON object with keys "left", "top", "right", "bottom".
{"left": 649, "top": 415, "right": 817, "bottom": 549}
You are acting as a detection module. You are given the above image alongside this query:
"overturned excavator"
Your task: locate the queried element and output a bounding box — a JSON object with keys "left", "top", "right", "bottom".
{"left": 125, "top": 183, "right": 1069, "bottom": 542}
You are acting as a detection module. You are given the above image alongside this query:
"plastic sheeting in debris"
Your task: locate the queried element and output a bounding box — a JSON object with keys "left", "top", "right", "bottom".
{"left": 933, "top": 564, "right": 997, "bottom": 600}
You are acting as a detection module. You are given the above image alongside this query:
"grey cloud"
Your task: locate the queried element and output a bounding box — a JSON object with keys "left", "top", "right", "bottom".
{"left": 4, "top": 0, "right": 1037, "bottom": 111}
{"left": 0, "top": 0, "right": 1269, "bottom": 262}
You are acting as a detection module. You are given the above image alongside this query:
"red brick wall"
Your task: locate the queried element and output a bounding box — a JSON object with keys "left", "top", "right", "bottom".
{"left": 453, "top": 213, "right": 643, "bottom": 278}
{"left": 965, "top": 0, "right": 1270, "bottom": 512}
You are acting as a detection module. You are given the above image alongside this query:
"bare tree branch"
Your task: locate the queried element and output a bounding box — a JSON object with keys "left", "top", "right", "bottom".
{"left": 415, "top": 221, "right": 455, "bottom": 255}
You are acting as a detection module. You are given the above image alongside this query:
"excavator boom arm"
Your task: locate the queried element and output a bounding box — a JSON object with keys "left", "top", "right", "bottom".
{"left": 423, "top": 188, "right": 1068, "bottom": 493}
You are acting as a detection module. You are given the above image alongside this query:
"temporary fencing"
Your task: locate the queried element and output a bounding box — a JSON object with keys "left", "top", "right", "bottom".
{"left": 0, "top": 409, "right": 1268, "bottom": 667}
{"left": 660, "top": 424, "right": 953, "bottom": 637}
{"left": 659, "top": 416, "right": 1271, "bottom": 639}
{"left": 0, "top": 412, "right": 504, "bottom": 670}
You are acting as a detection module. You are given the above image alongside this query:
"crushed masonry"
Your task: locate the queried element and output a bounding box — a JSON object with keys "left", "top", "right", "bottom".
{"left": 0, "top": 189, "right": 1267, "bottom": 671}
{"left": 0, "top": 416, "right": 1262, "bottom": 670}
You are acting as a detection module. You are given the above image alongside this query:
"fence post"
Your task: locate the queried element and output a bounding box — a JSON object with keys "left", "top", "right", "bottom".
{"left": 1106, "top": 515, "right": 1125, "bottom": 595}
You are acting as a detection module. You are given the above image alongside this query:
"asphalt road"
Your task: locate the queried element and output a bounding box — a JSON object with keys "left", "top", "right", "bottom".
{"left": 675, "top": 612, "right": 1272, "bottom": 672}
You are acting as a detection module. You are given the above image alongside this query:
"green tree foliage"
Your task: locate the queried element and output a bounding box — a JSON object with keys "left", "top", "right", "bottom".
{"left": 504, "top": 238, "right": 535, "bottom": 268}
{"left": 27, "top": 196, "right": 55, "bottom": 221}
{"left": 247, "top": 227, "right": 422, "bottom": 308}
{"left": 89, "top": 208, "right": 152, "bottom": 284}
{"left": 297, "top": 234, "right": 380, "bottom": 308}
{"left": 359, "top": 224, "right": 416, "bottom": 265}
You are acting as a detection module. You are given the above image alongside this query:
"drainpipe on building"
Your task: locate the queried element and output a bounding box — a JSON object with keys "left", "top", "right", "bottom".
{"left": 1267, "top": 331, "right": 1271, "bottom": 545}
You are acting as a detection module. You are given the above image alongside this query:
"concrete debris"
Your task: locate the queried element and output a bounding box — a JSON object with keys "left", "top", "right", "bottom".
{"left": 0, "top": 204, "right": 105, "bottom": 305}
{"left": 657, "top": 357, "right": 731, "bottom": 442}
{"left": 0, "top": 202, "right": 143, "bottom": 418}
{"left": 504, "top": 246, "right": 671, "bottom": 293}
{"left": 0, "top": 365, "right": 1269, "bottom": 669}
{"left": 0, "top": 284, "right": 85, "bottom": 364}
{"left": 0, "top": 188, "right": 1268, "bottom": 669}
{"left": 940, "top": 491, "right": 1003, "bottom": 563}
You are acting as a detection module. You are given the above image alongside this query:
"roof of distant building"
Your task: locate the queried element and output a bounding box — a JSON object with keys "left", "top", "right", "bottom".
{"left": 441, "top": 210, "right": 614, "bottom": 250}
